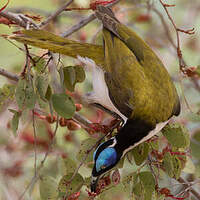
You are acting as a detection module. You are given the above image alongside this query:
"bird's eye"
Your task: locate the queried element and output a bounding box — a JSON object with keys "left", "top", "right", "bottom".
{"left": 100, "top": 165, "right": 106, "bottom": 170}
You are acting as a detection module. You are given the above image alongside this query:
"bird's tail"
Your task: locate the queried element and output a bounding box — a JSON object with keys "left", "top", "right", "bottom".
{"left": 10, "top": 29, "right": 104, "bottom": 66}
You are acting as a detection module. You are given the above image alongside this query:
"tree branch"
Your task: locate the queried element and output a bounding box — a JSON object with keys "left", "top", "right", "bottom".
{"left": 177, "top": 177, "right": 200, "bottom": 200}
{"left": 0, "top": 67, "right": 19, "bottom": 81}
{"left": 61, "top": 0, "right": 121, "bottom": 37}
{"left": 38, "top": 0, "right": 74, "bottom": 28}
{"left": 0, "top": 11, "right": 38, "bottom": 28}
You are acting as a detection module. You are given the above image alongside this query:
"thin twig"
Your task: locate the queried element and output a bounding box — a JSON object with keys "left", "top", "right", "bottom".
{"left": 0, "top": 11, "right": 38, "bottom": 28}
{"left": 0, "top": 68, "right": 94, "bottom": 131}
{"left": 73, "top": 112, "right": 92, "bottom": 127}
{"left": 159, "top": 0, "right": 194, "bottom": 72}
{"left": 177, "top": 177, "right": 200, "bottom": 200}
{"left": 32, "top": 111, "right": 37, "bottom": 177}
{"left": 0, "top": 67, "right": 19, "bottom": 81}
{"left": 61, "top": 0, "right": 121, "bottom": 37}
{"left": 18, "top": 115, "right": 59, "bottom": 200}
{"left": 38, "top": 0, "right": 74, "bottom": 28}
{"left": 38, "top": 115, "right": 59, "bottom": 170}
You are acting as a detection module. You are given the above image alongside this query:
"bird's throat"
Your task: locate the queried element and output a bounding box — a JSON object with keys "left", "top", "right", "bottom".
{"left": 115, "top": 119, "right": 169, "bottom": 157}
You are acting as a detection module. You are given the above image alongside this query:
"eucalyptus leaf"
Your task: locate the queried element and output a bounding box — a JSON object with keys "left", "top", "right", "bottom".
{"left": 74, "top": 65, "right": 85, "bottom": 83}
{"left": 33, "top": 56, "right": 46, "bottom": 73}
{"left": 196, "top": 65, "right": 200, "bottom": 76}
{"left": 132, "top": 182, "right": 143, "bottom": 198}
{"left": 45, "top": 85, "right": 52, "bottom": 101}
{"left": 39, "top": 175, "right": 58, "bottom": 200}
{"left": 0, "top": 84, "right": 16, "bottom": 111}
{"left": 52, "top": 93, "right": 75, "bottom": 119}
{"left": 139, "top": 171, "right": 155, "bottom": 200}
{"left": 15, "top": 78, "right": 36, "bottom": 110}
{"left": 132, "top": 143, "right": 149, "bottom": 166}
{"left": 172, "top": 155, "right": 182, "bottom": 179}
{"left": 62, "top": 157, "right": 77, "bottom": 174}
{"left": 35, "top": 74, "right": 49, "bottom": 101}
{"left": 58, "top": 173, "right": 84, "bottom": 198}
{"left": 191, "top": 130, "right": 200, "bottom": 159}
{"left": 24, "top": 80, "right": 36, "bottom": 109}
{"left": 162, "top": 123, "right": 190, "bottom": 148}
{"left": 139, "top": 171, "right": 155, "bottom": 192}
{"left": 11, "top": 111, "right": 20, "bottom": 135}
{"left": 76, "top": 138, "right": 97, "bottom": 163}
{"left": 63, "top": 66, "right": 76, "bottom": 92}
{"left": 15, "top": 79, "right": 26, "bottom": 109}
{"left": 63, "top": 66, "right": 85, "bottom": 92}
{"left": 163, "top": 152, "right": 174, "bottom": 178}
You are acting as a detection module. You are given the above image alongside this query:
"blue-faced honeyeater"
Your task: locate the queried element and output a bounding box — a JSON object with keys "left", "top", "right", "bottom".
{"left": 11, "top": 5, "right": 180, "bottom": 193}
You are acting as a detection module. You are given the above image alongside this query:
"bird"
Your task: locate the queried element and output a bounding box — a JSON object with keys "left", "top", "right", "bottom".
{"left": 11, "top": 5, "right": 180, "bottom": 193}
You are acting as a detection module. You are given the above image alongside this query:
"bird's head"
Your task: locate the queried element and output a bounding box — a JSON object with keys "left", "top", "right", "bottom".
{"left": 90, "top": 137, "right": 122, "bottom": 192}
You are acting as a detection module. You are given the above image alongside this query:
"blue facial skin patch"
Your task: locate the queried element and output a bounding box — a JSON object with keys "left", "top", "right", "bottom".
{"left": 95, "top": 148, "right": 117, "bottom": 172}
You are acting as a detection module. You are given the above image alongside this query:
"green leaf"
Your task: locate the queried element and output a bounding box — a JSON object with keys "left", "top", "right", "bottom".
{"left": 33, "top": 56, "right": 46, "bottom": 73}
{"left": 139, "top": 171, "right": 155, "bottom": 200}
{"left": 62, "top": 157, "right": 77, "bottom": 174}
{"left": 149, "top": 140, "right": 159, "bottom": 150}
{"left": 45, "top": 85, "right": 52, "bottom": 101}
{"left": 139, "top": 171, "right": 155, "bottom": 192}
{"left": 24, "top": 80, "right": 36, "bottom": 109}
{"left": 187, "top": 113, "right": 200, "bottom": 122}
{"left": 132, "top": 143, "right": 149, "bottom": 166}
{"left": 11, "top": 111, "right": 20, "bottom": 135}
{"left": 63, "top": 66, "right": 76, "bottom": 92}
{"left": 35, "top": 74, "right": 49, "bottom": 101}
{"left": 74, "top": 65, "right": 85, "bottom": 83}
{"left": 58, "top": 173, "right": 84, "bottom": 198}
{"left": 15, "top": 79, "right": 26, "bottom": 109}
{"left": 196, "top": 65, "right": 200, "bottom": 76}
{"left": 183, "top": 157, "right": 195, "bottom": 174}
{"left": 76, "top": 138, "right": 97, "bottom": 163}
{"left": 39, "top": 175, "right": 58, "bottom": 200}
{"left": 191, "top": 130, "right": 200, "bottom": 159}
{"left": 163, "top": 152, "right": 183, "bottom": 179}
{"left": 0, "top": 84, "right": 16, "bottom": 111}
{"left": 62, "top": 66, "right": 85, "bottom": 92}
{"left": 162, "top": 123, "right": 190, "bottom": 148}
{"left": 15, "top": 78, "right": 36, "bottom": 110}
{"left": 172, "top": 155, "right": 182, "bottom": 179}
{"left": 52, "top": 93, "right": 75, "bottom": 119}
{"left": 163, "top": 152, "right": 174, "bottom": 178}
{"left": 132, "top": 182, "right": 143, "bottom": 198}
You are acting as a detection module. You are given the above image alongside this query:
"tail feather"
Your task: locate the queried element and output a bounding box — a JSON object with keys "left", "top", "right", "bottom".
{"left": 10, "top": 29, "right": 105, "bottom": 66}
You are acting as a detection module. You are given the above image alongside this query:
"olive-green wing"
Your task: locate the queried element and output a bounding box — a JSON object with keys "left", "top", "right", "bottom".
{"left": 114, "top": 23, "right": 180, "bottom": 118}
{"left": 103, "top": 28, "right": 150, "bottom": 121}
{"left": 96, "top": 6, "right": 180, "bottom": 125}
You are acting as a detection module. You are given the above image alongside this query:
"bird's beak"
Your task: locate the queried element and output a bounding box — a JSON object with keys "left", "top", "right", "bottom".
{"left": 90, "top": 176, "right": 99, "bottom": 192}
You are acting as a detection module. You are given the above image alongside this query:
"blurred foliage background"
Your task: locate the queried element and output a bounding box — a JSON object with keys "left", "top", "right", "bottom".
{"left": 0, "top": 0, "right": 200, "bottom": 200}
